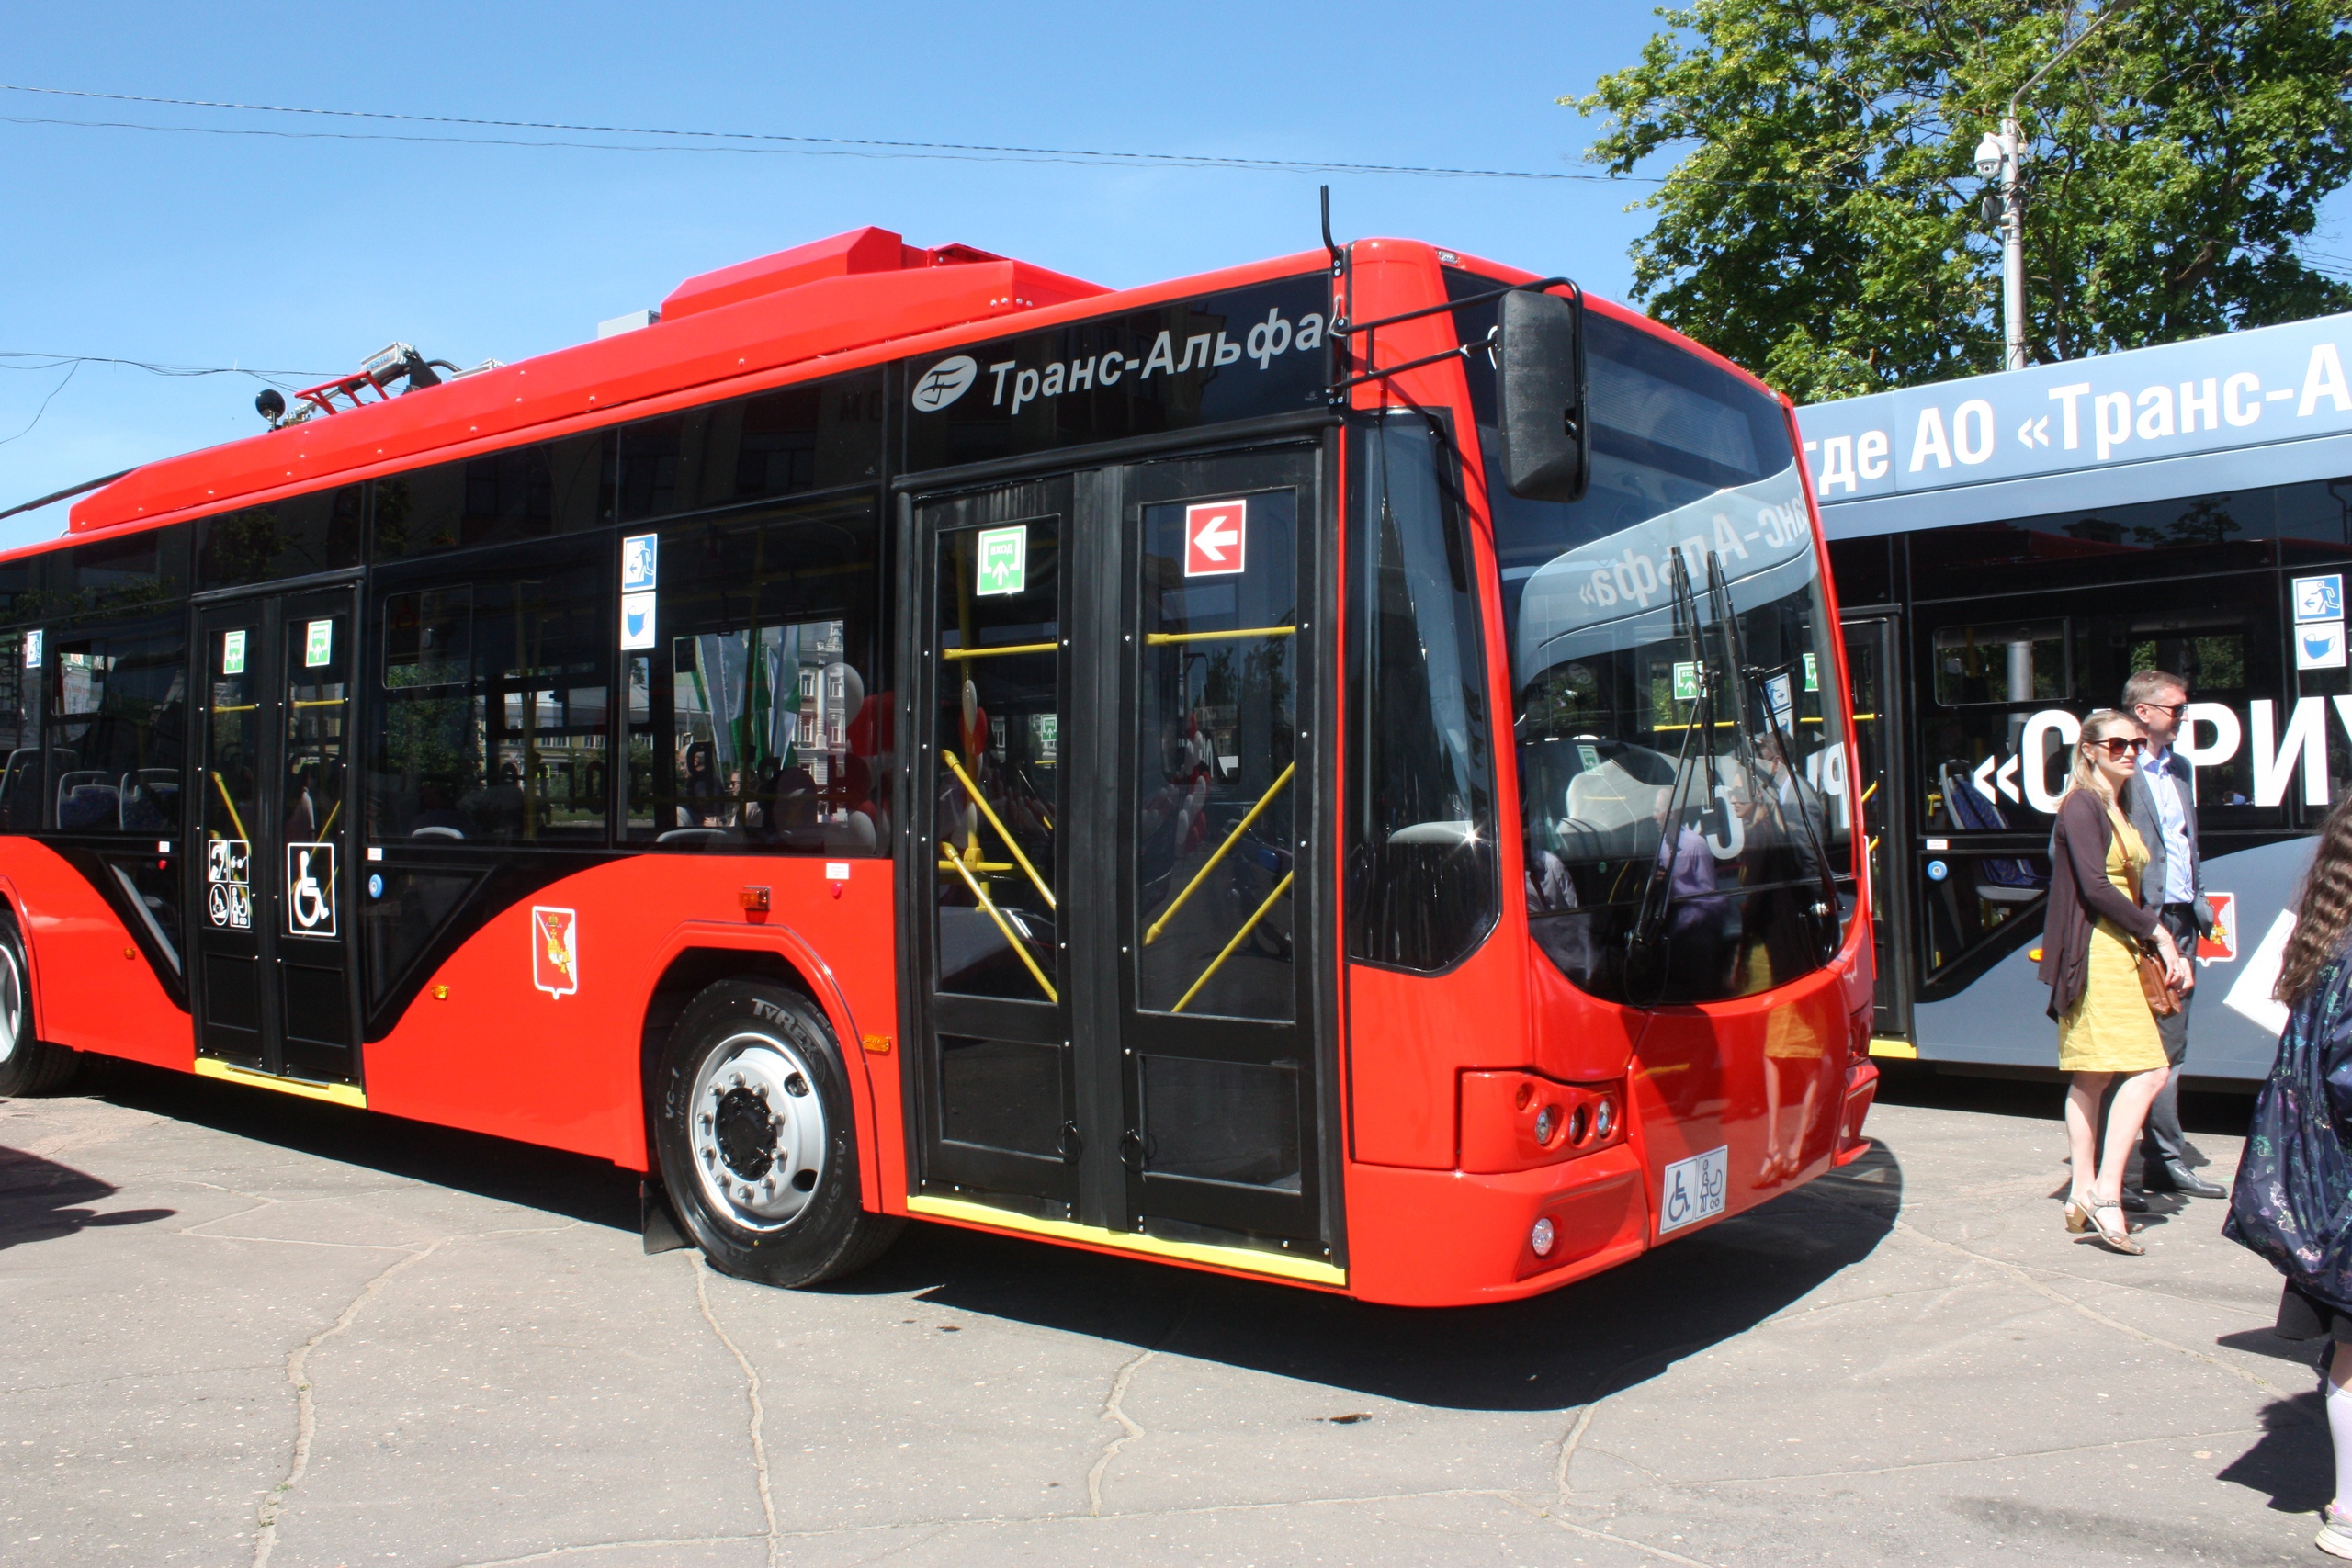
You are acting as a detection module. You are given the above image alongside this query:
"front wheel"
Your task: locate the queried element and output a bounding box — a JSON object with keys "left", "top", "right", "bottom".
{"left": 0, "top": 909, "right": 78, "bottom": 1098}
{"left": 652, "top": 980, "right": 901, "bottom": 1287}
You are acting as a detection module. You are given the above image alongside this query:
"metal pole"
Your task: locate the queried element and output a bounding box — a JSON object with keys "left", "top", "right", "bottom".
{"left": 2000, "top": 117, "right": 2026, "bottom": 371}
{"left": 1996, "top": 3, "right": 2129, "bottom": 371}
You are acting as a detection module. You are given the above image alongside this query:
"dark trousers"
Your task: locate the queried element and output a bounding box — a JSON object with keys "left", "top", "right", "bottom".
{"left": 2138, "top": 903, "right": 2201, "bottom": 1171}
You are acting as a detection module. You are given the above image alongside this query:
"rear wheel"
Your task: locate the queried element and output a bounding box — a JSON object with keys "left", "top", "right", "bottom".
{"left": 652, "top": 980, "right": 901, "bottom": 1287}
{"left": 0, "top": 910, "right": 79, "bottom": 1098}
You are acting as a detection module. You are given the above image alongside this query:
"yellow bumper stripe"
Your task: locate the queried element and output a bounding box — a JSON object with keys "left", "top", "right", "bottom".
{"left": 907, "top": 1193, "right": 1345, "bottom": 1286}
{"left": 195, "top": 1056, "right": 367, "bottom": 1107}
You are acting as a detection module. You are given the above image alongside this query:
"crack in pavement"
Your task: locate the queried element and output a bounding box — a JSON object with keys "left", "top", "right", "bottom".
{"left": 1676, "top": 1423, "right": 2267, "bottom": 1489}
{"left": 1889, "top": 1217, "right": 2289, "bottom": 1397}
{"left": 1085, "top": 1286, "right": 1197, "bottom": 1518}
{"left": 452, "top": 1532, "right": 766, "bottom": 1567}
{"left": 252, "top": 1237, "right": 449, "bottom": 1568}
{"left": 694, "top": 1257, "right": 779, "bottom": 1568}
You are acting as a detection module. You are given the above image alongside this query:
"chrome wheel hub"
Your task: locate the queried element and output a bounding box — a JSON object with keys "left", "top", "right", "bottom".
{"left": 688, "top": 1031, "right": 825, "bottom": 1232}
{"left": 0, "top": 945, "right": 22, "bottom": 1066}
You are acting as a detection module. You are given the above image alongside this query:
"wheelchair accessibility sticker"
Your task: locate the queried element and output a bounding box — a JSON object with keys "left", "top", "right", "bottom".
{"left": 286, "top": 842, "right": 336, "bottom": 937}
{"left": 531, "top": 907, "right": 578, "bottom": 998}
{"left": 205, "top": 838, "right": 252, "bottom": 930}
{"left": 1658, "top": 1145, "right": 1728, "bottom": 1235}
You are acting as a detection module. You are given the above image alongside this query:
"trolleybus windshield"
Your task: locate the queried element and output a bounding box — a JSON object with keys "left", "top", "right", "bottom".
{"left": 1453, "top": 287, "right": 1854, "bottom": 1003}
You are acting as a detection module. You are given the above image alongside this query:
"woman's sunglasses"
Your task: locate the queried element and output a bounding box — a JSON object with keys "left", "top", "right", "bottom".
{"left": 2084, "top": 736, "right": 2139, "bottom": 758}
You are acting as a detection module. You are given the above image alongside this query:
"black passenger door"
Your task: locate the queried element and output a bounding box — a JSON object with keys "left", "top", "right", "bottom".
{"left": 910, "top": 479, "right": 1077, "bottom": 1212}
{"left": 906, "top": 446, "right": 1328, "bottom": 1260}
{"left": 1841, "top": 615, "right": 1909, "bottom": 1040}
{"left": 1114, "top": 448, "right": 1324, "bottom": 1249}
{"left": 190, "top": 588, "right": 363, "bottom": 1090}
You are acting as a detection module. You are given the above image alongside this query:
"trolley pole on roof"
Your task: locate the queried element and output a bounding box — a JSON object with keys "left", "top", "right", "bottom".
{"left": 1973, "top": 4, "right": 2128, "bottom": 372}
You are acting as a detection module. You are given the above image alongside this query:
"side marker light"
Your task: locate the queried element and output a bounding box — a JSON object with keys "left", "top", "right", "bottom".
{"left": 1530, "top": 1217, "right": 1555, "bottom": 1258}
{"left": 740, "top": 886, "right": 772, "bottom": 912}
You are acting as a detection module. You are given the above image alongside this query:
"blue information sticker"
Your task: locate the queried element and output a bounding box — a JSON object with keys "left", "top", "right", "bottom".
{"left": 1926, "top": 859, "right": 1948, "bottom": 883}
{"left": 2295, "top": 573, "right": 2344, "bottom": 625}
{"left": 368, "top": 873, "right": 384, "bottom": 899}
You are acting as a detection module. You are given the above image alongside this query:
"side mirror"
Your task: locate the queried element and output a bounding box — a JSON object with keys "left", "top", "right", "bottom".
{"left": 1495, "top": 288, "right": 1589, "bottom": 503}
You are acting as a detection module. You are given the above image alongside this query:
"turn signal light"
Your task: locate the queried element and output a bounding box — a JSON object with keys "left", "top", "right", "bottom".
{"left": 740, "top": 886, "right": 772, "bottom": 912}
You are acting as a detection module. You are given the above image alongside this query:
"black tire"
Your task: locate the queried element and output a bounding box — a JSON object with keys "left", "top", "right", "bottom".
{"left": 0, "top": 909, "right": 79, "bottom": 1098}
{"left": 652, "top": 980, "right": 902, "bottom": 1287}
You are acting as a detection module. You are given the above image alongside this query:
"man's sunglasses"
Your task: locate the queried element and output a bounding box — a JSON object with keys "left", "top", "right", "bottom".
{"left": 2135, "top": 701, "right": 2188, "bottom": 719}
{"left": 2084, "top": 736, "right": 2139, "bottom": 758}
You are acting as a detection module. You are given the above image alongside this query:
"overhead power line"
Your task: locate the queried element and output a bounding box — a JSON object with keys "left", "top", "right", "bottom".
{"left": 0, "top": 352, "right": 334, "bottom": 385}
{"left": 0, "top": 81, "right": 1685, "bottom": 186}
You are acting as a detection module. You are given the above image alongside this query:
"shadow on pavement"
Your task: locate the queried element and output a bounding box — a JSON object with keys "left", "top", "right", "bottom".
{"left": 87, "top": 1060, "right": 640, "bottom": 1232}
{"left": 0, "top": 1144, "right": 175, "bottom": 1251}
{"left": 71, "top": 1059, "right": 1899, "bottom": 1412}
{"left": 836, "top": 1141, "right": 1904, "bottom": 1413}
{"left": 2221, "top": 1385, "right": 2331, "bottom": 1514}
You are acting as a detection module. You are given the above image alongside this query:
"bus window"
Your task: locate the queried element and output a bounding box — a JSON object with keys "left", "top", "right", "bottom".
{"left": 371, "top": 434, "right": 608, "bottom": 559}
{"left": 1931, "top": 621, "right": 2067, "bottom": 706}
{"left": 1453, "top": 293, "right": 1853, "bottom": 1005}
{"left": 616, "top": 371, "right": 885, "bottom": 523}
{"left": 43, "top": 615, "right": 187, "bottom": 836}
{"left": 195, "top": 486, "right": 363, "bottom": 592}
{"left": 0, "top": 631, "right": 34, "bottom": 832}
{"left": 368, "top": 550, "right": 610, "bottom": 843}
{"left": 1346, "top": 411, "right": 1498, "bottom": 972}
{"left": 625, "top": 501, "right": 887, "bottom": 852}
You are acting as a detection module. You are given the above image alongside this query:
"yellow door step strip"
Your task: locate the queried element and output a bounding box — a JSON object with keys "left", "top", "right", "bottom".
{"left": 907, "top": 1193, "right": 1345, "bottom": 1287}
{"left": 1868, "top": 1037, "right": 1918, "bottom": 1059}
{"left": 195, "top": 1056, "right": 368, "bottom": 1107}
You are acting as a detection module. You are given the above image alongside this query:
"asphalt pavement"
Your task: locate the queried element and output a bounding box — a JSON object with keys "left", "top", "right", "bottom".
{"left": 0, "top": 1060, "right": 2333, "bottom": 1566}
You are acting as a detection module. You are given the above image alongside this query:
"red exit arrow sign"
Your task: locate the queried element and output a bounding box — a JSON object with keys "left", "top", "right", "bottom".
{"left": 1183, "top": 499, "right": 1247, "bottom": 577}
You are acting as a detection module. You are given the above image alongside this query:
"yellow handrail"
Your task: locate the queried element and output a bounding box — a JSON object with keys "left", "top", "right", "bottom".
{"left": 209, "top": 772, "right": 251, "bottom": 846}
{"left": 940, "top": 750, "right": 1055, "bottom": 911}
{"left": 1170, "top": 871, "right": 1293, "bottom": 1014}
{"left": 943, "top": 852, "right": 1058, "bottom": 1005}
{"left": 1145, "top": 625, "right": 1295, "bottom": 646}
{"left": 939, "top": 858, "right": 1014, "bottom": 874}
{"left": 1144, "top": 761, "right": 1293, "bottom": 946}
{"left": 941, "top": 641, "right": 1057, "bottom": 660}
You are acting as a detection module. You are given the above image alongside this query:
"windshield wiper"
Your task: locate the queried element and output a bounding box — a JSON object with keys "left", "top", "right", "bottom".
{"left": 1626, "top": 547, "right": 1713, "bottom": 998}
{"left": 1706, "top": 551, "right": 1842, "bottom": 959}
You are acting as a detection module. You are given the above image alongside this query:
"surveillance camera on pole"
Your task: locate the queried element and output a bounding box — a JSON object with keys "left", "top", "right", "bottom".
{"left": 1975, "top": 123, "right": 2027, "bottom": 373}
{"left": 1980, "top": 2, "right": 2132, "bottom": 373}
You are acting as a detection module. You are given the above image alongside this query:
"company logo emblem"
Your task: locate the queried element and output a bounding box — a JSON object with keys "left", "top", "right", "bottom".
{"left": 532, "top": 907, "right": 579, "bottom": 998}
{"left": 911, "top": 355, "right": 979, "bottom": 412}
{"left": 1182, "top": 499, "right": 1248, "bottom": 578}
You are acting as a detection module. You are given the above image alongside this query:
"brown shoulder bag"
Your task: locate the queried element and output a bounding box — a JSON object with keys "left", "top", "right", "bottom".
{"left": 2136, "top": 941, "right": 2181, "bottom": 1019}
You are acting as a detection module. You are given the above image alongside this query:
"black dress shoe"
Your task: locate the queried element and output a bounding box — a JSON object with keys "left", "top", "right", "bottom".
{"left": 2119, "top": 1189, "right": 2150, "bottom": 1213}
{"left": 2148, "top": 1159, "right": 2225, "bottom": 1199}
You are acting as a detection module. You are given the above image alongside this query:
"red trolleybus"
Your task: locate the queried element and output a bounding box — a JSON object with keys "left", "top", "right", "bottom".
{"left": 0, "top": 224, "right": 1876, "bottom": 1304}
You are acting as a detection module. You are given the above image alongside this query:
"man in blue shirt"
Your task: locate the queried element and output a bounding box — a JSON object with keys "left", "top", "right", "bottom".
{"left": 2121, "top": 669, "right": 2223, "bottom": 1199}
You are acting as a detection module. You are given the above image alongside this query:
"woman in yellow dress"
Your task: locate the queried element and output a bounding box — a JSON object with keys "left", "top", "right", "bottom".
{"left": 2039, "top": 708, "right": 2191, "bottom": 1254}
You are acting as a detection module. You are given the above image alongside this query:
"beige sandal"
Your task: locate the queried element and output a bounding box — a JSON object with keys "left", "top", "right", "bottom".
{"left": 2087, "top": 1201, "right": 2143, "bottom": 1255}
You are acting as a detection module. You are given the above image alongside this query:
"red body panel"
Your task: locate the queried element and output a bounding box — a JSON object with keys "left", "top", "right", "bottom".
{"left": 0, "top": 841, "right": 191, "bottom": 1071}
{"left": 363, "top": 856, "right": 899, "bottom": 1179}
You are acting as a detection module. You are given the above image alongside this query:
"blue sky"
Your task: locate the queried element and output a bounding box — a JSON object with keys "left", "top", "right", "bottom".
{"left": 7, "top": 4, "right": 2345, "bottom": 552}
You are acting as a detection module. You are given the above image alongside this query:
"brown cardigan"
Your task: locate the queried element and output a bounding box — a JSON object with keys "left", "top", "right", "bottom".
{"left": 2039, "top": 788, "right": 2161, "bottom": 1021}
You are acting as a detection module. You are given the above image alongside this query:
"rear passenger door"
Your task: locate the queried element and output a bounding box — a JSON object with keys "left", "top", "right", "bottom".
{"left": 189, "top": 588, "right": 363, "bottom": 1091}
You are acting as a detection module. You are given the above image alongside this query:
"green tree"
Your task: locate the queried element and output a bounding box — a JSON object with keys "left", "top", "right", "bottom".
{"left": 1569, "top": 0, "right": 2352, "bottom": 402}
